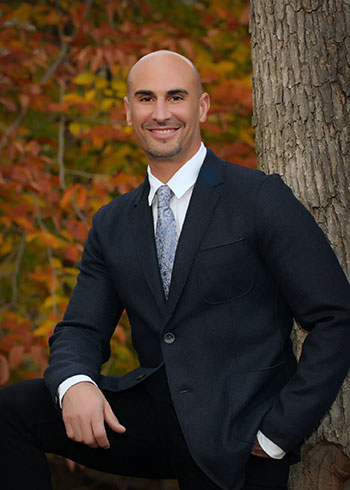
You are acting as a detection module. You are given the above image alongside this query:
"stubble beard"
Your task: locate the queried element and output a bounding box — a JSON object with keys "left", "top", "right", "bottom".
{"left": 142, "top": 122, "right": 185, "bottom": 160}
{"left": 144, "top": 139, "right": 183, "bottom": 160}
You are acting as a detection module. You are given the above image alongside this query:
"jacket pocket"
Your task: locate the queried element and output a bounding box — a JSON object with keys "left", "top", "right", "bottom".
{"left": 196, "top": 238, "right": 254, "bottom": 304}
{"left": 227, "top": 361, "right": 292, "bottom": 443}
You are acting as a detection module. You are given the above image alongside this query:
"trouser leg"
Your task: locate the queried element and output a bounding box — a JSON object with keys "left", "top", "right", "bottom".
{"left": 0, "top": 379, "right": 175, "bottom": 490}
{"left": 145, "top": 396, "right": 291, "bottom": 490}
{"left": 0, "top": 378, "right": 291, "bottom": 490}
{"left": 241, "top": 454, "right": 291, "bottom": 490}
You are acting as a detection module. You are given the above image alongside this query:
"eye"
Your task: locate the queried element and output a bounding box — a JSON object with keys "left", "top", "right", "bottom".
{"left": 169, "top": 95, "right": 184, "bottom": 102}
{"left": 139, "top": 96, "right": 153, "bottom": 102}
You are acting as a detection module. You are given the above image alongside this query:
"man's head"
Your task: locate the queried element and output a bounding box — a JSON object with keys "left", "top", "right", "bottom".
{"left": 124, "top": 50, "right": 210, "bottom": 170}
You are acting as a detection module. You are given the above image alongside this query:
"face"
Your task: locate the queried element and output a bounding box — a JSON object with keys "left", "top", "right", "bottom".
{"left": 124, "top": 53, "right": 210, "bottom": 165}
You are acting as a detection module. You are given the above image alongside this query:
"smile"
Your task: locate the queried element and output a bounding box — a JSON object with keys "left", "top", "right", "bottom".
{"left": 149, "top": 128, "right": 179, "bottom": 133}
{"left": 146, "top": 127, "right": 181, "bottom": 140}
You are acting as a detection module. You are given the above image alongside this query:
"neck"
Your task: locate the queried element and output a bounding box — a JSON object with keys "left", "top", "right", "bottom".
{"left": 147, "top": 145, "right": 201, "bottom": 183}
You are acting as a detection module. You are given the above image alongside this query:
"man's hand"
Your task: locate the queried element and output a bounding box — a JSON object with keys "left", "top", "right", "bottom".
{"left": 62, "top": 382, "right": 126, "bottom": 449}
{"left": 251, "top": 438, "right": 271, "bottom": 458}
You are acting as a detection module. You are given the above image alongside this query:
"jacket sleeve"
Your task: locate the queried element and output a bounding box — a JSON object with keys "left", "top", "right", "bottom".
{"left": 44, "top": 209, "right": 124, "bottom": 403}
{"left": 256, "top": 174, "right": 350, "bottom": 452}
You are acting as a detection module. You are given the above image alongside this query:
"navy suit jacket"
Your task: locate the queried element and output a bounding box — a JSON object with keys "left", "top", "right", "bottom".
{"left": 45, "top": 149, "right": 350, "bottom": 490}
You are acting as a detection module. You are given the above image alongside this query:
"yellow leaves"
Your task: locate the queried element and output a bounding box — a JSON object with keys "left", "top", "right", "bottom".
{"left": 42, "top": 296, "right": 57, "bottom": 309}
{"left": 95, "top": 77, "right": 108, "bottom": 90}
{"left": 239, "top": 128, "right": 255, "bottom": 148}
{"left": 68, "top": 122, "right": 82, "bottom": 136}
{"left": 12, "top": 216, "right": 34, "bottom": 232}
{"left": 63, "top": 93, "right": 85, "bottom": 104}
{"left": 68, "top": 121, "right": 91, "bottom": 136}
{"left": 26, "top": 231, "right": 65, "bottom": 249}
{"left": 101, "top": 98, "right": 115, "bottom": 110}
{"left": 51, "top": 257, "right": 63, "bottom": 269}
{"left": 111, "top": 79, "right": 127, "bottom": 97}
{"left": 73, "top": 71, "right": 95, "bottom": 86}
{"left": 0, "top": 238, "right": 12, "bottom": 256}
{"left": 11, "top": 4, "right": 32, "bottom": 22}
{"left": 215, "top": 60, "right": 236, "bottom": 74}
{"left": 85, "top": 89, "right": 96, "bottom": 101}
{"left": 123, "top": 125, "right": 133, "bottom": 135}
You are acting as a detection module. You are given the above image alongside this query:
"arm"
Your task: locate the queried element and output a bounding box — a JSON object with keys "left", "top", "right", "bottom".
{"left": 45, "top": 209, "right": 124, "bottom": 398}
{"left": 255, "top": 175, "right": 350, "bottom": 452}
{"left": 44, "top": 209, "right": 125, "bottom": 446}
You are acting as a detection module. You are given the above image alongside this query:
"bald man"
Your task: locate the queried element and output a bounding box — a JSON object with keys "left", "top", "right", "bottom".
{"left": 1, "top": 51, "right": 350, "bottom": 490}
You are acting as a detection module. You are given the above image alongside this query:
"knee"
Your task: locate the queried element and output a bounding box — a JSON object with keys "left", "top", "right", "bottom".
{"left": 0, "top": 378, "right": 51, "bottom": 419}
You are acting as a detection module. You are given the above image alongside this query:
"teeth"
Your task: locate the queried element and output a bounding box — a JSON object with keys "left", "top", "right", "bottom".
{"left": 150, "top": 129, "right": 176, "bottom": 133}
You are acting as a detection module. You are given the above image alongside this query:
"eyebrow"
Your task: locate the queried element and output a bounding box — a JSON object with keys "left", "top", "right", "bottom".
{"left": 134, "top": 89, "right": 189, "bottom": 96}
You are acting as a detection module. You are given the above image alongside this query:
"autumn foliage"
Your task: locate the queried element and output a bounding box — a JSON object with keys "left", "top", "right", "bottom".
{"left": 0, "top": 0, "right": 254, "bottom": 385}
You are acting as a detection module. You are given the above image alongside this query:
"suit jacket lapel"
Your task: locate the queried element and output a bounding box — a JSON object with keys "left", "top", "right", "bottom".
{"left": 130, "top": 149, "right": 225, "bottom": 319}
{"left": 131, "top": 178, "right": 167, "bottom": 313}
{"left": 165, "top": 149, "right": 225, "bottom": 321}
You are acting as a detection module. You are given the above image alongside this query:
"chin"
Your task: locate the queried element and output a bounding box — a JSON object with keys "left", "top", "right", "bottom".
{"left": 146, "top": 143, "right": 183, "bottom": 159}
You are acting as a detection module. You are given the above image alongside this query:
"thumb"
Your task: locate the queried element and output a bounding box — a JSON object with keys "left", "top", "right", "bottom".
{"left": 104, "top": 400, "right": 126, "bottom": 434}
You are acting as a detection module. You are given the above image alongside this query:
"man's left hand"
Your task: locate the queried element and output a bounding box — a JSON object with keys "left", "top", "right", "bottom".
{"left": 251, "top": 438, "right": 271, "bottom": 458}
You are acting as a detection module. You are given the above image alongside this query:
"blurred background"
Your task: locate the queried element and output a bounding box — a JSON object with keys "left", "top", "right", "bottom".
{"left": 0, "top": 1, "right": 253, "bottom": 487}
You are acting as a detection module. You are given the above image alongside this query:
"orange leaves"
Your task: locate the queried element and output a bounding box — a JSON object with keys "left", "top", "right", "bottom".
{"left": 27, "top": 231, "right": 64, "bottom": 250}
{"left": 63, "top": 244, "right": 81, "bottom": 263}
{"left": 60, "top": 184, "right": 89, "bottom": 217}
{"left": 8, "top": 345, "right": 25, "bottom": 370}
{"left": 211, "top": 78, "right": 253, "bottom": 115}
{"left": 0, "top": 355, "right": 10, "bottom": 386}
{"left": 60, "top": 187, "right": 76, "bottom": 210}
{"left": 0, "top": 310, "right": 48, "bottom": 384}
{"left": 0, "top": 0, "right": 254, "bottom": 385}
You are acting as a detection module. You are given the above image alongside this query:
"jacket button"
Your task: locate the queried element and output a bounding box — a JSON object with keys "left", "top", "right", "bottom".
{"left": 180, "top": 388, "right": 191, "bottom": 394}
{"left": 164, "top": 332, "right": 175, "bottom": 344}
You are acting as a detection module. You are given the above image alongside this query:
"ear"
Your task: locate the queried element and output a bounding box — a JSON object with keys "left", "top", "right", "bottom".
{"left": 199, "top": 92, "right": 210, "bottom": 123}
{"left": 124, "top": 96, "right": 132, "bottom": 126}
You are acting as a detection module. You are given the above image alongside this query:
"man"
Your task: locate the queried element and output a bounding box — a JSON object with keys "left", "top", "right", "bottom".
{"left": 1, "top": 50, "right": 350, "bottom": 490}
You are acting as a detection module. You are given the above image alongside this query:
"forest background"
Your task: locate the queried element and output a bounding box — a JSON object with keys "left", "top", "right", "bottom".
{"left": 0, "top": 0, "right": 254, "bottom": 385}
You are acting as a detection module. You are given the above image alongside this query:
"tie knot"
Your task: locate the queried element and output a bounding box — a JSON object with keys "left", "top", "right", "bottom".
{"left": 157, "top": 185, "right": 173, "bottom": 208}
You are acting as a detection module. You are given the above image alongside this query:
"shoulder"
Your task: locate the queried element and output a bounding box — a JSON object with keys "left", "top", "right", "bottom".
{"left": 205, "top": 147, "right": 270, "bottom": 187}
{"left": 92, "top": 181, "right": 146, "bottom": 226}
{"left": 204, "top": 148, "right": 281, "bottom": 202}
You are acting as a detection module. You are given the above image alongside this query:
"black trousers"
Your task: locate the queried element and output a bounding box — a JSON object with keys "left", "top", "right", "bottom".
{"left": 0, "top": 379, "right": 290, "bottom": 490}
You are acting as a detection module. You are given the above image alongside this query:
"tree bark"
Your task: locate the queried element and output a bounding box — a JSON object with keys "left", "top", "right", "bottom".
{"left": 249, "top": 1, "right": 350, "bottom": 488}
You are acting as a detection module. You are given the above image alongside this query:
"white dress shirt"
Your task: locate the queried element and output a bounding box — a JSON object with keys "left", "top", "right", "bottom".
{"left": 57, "top": 142, "right": 285, "bottom": 459}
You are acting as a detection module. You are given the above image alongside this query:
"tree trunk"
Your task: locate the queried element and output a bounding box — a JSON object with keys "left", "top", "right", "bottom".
{"left": 249, "top": 1, "right": 350, "bottom": 488}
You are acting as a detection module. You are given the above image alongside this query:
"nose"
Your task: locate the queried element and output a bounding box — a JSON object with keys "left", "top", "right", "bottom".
{"left": 152, "top": 98, "right": 171, "bottom": 122}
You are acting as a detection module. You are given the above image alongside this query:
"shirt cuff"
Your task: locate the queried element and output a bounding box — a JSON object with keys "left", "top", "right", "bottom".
{"left": 257, "top": 430, "right": 286, "bottom": 459}
{"left": 57, "top": 375, "right": 97, "bottom": 408}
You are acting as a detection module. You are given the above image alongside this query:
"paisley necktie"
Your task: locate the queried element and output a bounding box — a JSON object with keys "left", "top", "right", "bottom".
{"left": 155, "top": 185, "right": 178, "bottom": 299}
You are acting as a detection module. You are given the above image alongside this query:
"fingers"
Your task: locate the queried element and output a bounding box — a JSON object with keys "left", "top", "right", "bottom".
{"left": 90, "top": 411, "right": 110, "bottom": 449}
{"left": 64, "top": 411, "right": 104, "bottom": 449}
{"left": 62, "top": 382, "right": 114, "bottom": 449}
{"left": 104, "top": 400, "right": 126, "bottom": 434}
{"left": 251, "top": 438, "right": 271, "bottom": 458}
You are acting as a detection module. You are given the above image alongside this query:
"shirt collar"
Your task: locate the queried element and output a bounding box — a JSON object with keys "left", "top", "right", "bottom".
{"left": 147, "top": 142, "right": 207, "bottom": 205}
